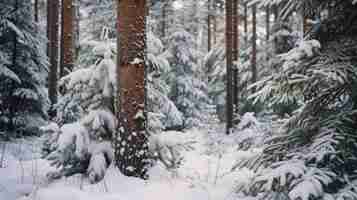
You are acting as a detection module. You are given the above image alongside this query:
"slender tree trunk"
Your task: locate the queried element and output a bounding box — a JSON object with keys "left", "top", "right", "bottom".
{"left": 47, "top": 0, "right": 51, "bottom": 57}
{"left": 213, "top": 2, "right": 217, "bottom": 45}
{"left": 274, "top": 4, "right": 278, "bottom": 22}
{"left": 60, "top": 0, "right": 74, "bottom": 77}
{"left": 207, "top": 0, "right": 211, "bottom": 52}
{"left": 74, "top": 0, "right": 80, "bottom": 59}
{"left": 115, "top": 0, "right": 150, "bottom": 179}
{"left": 266, "top": 6, "right": 270, "bottom": 42}
{"left": 232, "top": 0, "right": 237, "bottom": 112}
{"left": 243, "top": 3, "right": 248, "bottom": 45}
{"left": 251, "top": 4, "right": 257, "bottom": 93}
{"left": 233, "top": 0, "right": 240, "bottom": 115}
{"left": 226, "top": 0, "right": 233, "bottom": 134}
{"left": 48, "top": 0, "right": 59, "bottom": 109}
{"left": 161, "top": 1, "right": 166, "bottom": 40}
{"left": 60, "top": 0, "right": 64, "bottom": 78}
{"left": 34, "top": 0, "right": 39, "bottom": 22}
{"left": 266, "top": 6, "right": 270, "bottom": 62}
{"left": 303, "top": 5, "right": 309, "bottom": 36}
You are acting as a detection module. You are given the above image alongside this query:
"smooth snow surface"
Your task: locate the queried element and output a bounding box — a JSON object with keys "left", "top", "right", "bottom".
{"left": 0, "top": 124, "right": 261, "bottom": 200}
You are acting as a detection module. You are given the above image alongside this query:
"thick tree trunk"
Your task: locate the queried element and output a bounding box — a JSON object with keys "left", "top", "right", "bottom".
{"left": 207, "top": 0, "right": 211, "bottom": 52}
{"left": 226, "top": 0, "right": 233, "bottom": 134}
{"left": 115, "top": 0, "right": 150, "bottom": 179}
{"left": 60, "top": 0, "right": 74, "bottom": 77}
{"left": 48, "top": 0, "right": 59, "bottom": 109}
{"left": 251, "top": 4, "right": 257, "bottom": 93}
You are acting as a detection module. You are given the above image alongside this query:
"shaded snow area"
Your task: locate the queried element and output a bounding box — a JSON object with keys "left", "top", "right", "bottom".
{"left": 0, "top": 122, "right": 264, "bottom": 200}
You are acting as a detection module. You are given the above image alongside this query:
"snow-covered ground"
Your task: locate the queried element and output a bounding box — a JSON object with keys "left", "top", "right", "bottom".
{"left": 0, "top": 122, "right": 262, "bottom": 200}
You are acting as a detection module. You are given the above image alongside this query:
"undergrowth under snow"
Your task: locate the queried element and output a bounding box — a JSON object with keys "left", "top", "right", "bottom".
{"left": 0, "top": 118, "right": 265, "bottom": 200}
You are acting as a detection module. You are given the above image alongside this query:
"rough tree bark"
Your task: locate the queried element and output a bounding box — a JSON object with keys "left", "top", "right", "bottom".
{"left": 60, "top": 0, "right": 74, "bottom": 77}
{"left": 48, "top": 0, "right": 59, "bottom": 109}
{"left": 226, "top": 0, "right": 233, "bottom": 134}
{"left": 115, "top": 0, "right": 150, "bottom": 179}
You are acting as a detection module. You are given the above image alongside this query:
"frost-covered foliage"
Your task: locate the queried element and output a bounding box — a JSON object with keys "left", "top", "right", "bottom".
{"left": 80, "top": 0, "right": 115, "bottom": 40}
{"left": 46, "top": 29, "right": 185, "bottom": 181}
{"left": 148, "top": 131, "right": 195, "bottom": 171}
{"left": 202, "top": 27, "right": 272, "bottom": 120}
{"left": 43, "top": 29, "right": 117, "bottom": 183}
{"left": 164, "top": 30, "right": 210, "bottom": 128}
{"left": 43, "top": 110, "right": 116, "bottom": 184}
{"left": 0, "top": 0, "right": 48, "bottom": 137}
{"left": 233, "top": 112, "right": 271, "bottom": 150}
{"left": 238, "top": 1, "right": 357, "bottom": 199}
{"left": 147, "top": 32, "right": 184, "bottom": 132}
{"left": 55, "top": 34, "right": 116, "bottom": 125}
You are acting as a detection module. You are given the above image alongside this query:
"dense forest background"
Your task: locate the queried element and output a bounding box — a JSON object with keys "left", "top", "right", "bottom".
{"left": 1, "top": 0, "right": 357, "bottom": 200}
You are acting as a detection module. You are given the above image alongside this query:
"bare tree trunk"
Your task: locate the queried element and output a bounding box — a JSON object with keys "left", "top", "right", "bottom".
{"left": 233, "top": 0, "right": 240, "bottom": 115}
{"left": 34, "top": 0, "right": 39, "bottom": 22}
{"left": 274, "top": 4, "right": 278, "bottom": 22}
{"left": 266, "top": 6, "right": 270, "bottom": 42}
{"left": 232, "top": 0, "right": 237, "bottom": 111}
{"left": 47, "top": 0, "right": 51, "bottom": 57}
{"left": 207, "top": 0, "right": 211, "bottom": 52}
{"left": 303, "top": 5, "right": 309, "bottom": 36}
{"left": 226, "top": 0, "right": 233, "bottom": 134}
{"left": 74, "top": 0, "right": 80, "bottom": 59}
{"left": 243, "top": 3, "right": 248, "bottom": 45}
{"left": 161, "top": 1, "right": 166, "bottom": 40}
{"left": 115, "top": 0, "right": 150, "bottom": 179}
{"left": 251, "top": 4, "right": 257, "bottom": 93}
{"left": 213, "top": 2, "right": 217, "bottom": 45}
{"left": 60, "top": 0, "right": 74, "bottom": 77}
{"left": 48, "top": 0, "right": 59, "bottom": 110}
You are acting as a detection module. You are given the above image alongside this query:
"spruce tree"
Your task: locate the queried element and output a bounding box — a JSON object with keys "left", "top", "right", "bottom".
{"left": 0, "top": 0, "right": 48, "bottom": 138}
{"left": 239, "top": 0, "right": 357, "bottom": 199}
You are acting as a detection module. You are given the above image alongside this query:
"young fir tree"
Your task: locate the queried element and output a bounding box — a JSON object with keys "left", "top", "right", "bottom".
{"left": 0, "top": 0, "right": 48, "bottom": 138}
{"left": 43, "top": 33, "right": 117, "bottom": 183}
{"left": 164, "top": 30, "right": 210, "bottom": 128}
{"left": 238, "top": 0, "right": 357, "bottom": 199}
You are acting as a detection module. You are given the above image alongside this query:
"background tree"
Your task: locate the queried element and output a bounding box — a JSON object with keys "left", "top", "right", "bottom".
{"left": 225, "top": 0, "right": 233, "bottom": 134}
{"left": 0, "top": 0, "right": 48, "bottom": 137}
{"left": 238, "top": 0, "right": 357, "bottom": 199}
{"left": 60, "top": 0, "right": 74, "bottom": 77}
{"left": 48, "top": 0, "right": 60, "bottom": 114}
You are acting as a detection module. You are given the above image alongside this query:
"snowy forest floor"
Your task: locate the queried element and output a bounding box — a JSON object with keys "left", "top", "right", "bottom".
{"left": 0, "top": 117, "right": 266, "bottom": 200}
